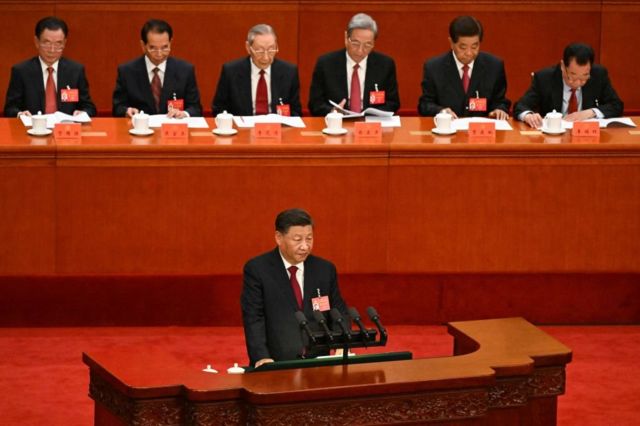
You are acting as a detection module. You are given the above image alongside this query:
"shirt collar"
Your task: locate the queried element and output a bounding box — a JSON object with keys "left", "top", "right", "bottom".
{"left": 39, "top": 57, "right": 59, "bottom": 73}
{"left": 279, "top": 251, "right": 304, "bottom": 273}
{"left": 145, "top": 56, "right": 166, "bottom": 74}
{"left": 346, "top": 51, "right": 368, "bottom": 73}
{"left": 250, "top": 59, "right": 271, "bottom": 77}
{"left": 452, "top": 51, "right": 474, "bottom": 73}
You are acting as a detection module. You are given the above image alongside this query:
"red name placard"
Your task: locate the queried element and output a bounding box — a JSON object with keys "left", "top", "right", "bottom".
{"left": 468, "top": 121, "right": 496, "bottom": 144}
{"left": 571, "top": 121, "right": 600, "bottom": 139}
{"left": 254, "top": 123, "right": 282, "bottom": 141}
{"left": 161, "top": 123, "right": 189, "bottom": 144}
{"left": 54, "top": 122, "right": 82, "bottom": 143}
{"left": 354, "top": 122, "right": 382, "bottom": 144}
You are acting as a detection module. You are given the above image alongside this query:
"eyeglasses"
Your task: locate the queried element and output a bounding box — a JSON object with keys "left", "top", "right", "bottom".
{"left": 147, "top": 46, "right": 171, "bottom": 53}
{"left": 347, "top": 38, "right": 374, "bottom": 51}
{"left": 39, "top": 41, "right": 65, "bottom": 52}
{"left": 249, "top": 46, "right": 279, "bottom": 56}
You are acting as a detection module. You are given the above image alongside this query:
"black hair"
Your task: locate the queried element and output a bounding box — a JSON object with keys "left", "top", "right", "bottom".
{"left": 449, "top": 15, "right": 483, "bottom": 43}
{"left": 141, "top": 19, "right": 173, "bottom": 43}
{"left": 563, "top": 43, "right": 595, "bottom": 67}
{"left": 275, "top": 208, "right": 314, "bottom": 234}
{"left": 35, "top": 16, "right": 68, "bottom": 38}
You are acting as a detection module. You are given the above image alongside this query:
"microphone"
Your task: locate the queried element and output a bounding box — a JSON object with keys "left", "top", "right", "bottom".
{"left": 366, "top": 306, "right": 387, "bottom": 339}
{"left": 330, "top": 308, "right": 352, "bottom": 341}
{"left": 295, "top": 311, "right": 316, "bottom": 343}
{"left": 312, "top": 310, "right": 334, "bottom": 342}
{"left": 348, "top": 307, "right": 370, "bottom": 339}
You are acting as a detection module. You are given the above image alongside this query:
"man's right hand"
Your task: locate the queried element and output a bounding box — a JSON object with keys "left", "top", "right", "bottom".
{"left": 255, "top": 358, "right": 274, "bottom": 368}
{"left": 18, "top": 110, "right": 32, "bottom": 117}
{"left": 126, "top": 107, "right": 139, "bottom": 118}
{"left": 440, "top": 108, "right": 458, "bottom": 119}
{"left": 524, "top": 112, "right": 543, "bottom": 128}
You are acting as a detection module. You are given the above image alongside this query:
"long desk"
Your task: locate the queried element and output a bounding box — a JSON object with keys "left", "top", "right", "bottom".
{"left": 82, "top": 317, "right": 572, "bottom": 425}
{"left": 1, "top": 117, "right": 639, "bottom": 325}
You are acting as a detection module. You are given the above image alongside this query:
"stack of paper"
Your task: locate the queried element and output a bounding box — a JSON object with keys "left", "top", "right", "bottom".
{"left": 233, "top": 114, "right": 306, "bottom": 128}
{"left": 20, "top": 111, "right": 91, "bottom": 128}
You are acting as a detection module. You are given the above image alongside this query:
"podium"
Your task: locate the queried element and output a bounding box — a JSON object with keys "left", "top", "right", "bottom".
{"left": 83, "top": 317, "right": 572, "bottom": 425}
{"left": 247, "top": 351, "right": 412, "bottom": 372}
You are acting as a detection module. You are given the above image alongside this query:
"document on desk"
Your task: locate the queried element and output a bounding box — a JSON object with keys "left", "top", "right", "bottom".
{"left": 20, "top": 111, "right": 92, "bottom": 128}
{"left": 329, "top": 100, "right": 394, "bottom": 118}
{"left": 366, "top": 115, "right": 401, "bottom": 128}
{"left": 233, "top": 114, "right": 306, "bottom": 128}
{"left": 453, "top": 117, "right": 513, "bottom": 131}
{"left": 148, "top": 115, "right": 209, "bottom": 128}
{"left": 560, "top": 117, "right": 637, "bottom": 129}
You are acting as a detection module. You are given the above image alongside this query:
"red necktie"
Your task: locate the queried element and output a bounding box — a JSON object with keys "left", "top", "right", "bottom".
{"left": 568, "top": 89, "right": 577, "bottom": 114}
{"left": 255, "top": 70, "right": 268, "bottom": 115}
{"left": 288, "top": 266, "right": 303, "bottom": 309}
{"left": 45, "top": 66, "right": 57, "bottom": 114}
{"left": 462, "top": 64, "right": 470, "bottom": 93}
{"left": 350, "top": 64, "right": 362, "bottom": 113}
{"left": 151, "top": 67, "right": 162, "bottom": 112}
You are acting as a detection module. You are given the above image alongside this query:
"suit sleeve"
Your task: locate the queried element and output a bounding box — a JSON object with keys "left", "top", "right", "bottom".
{"left": 241, "top": 261, "right": 271, "bottom": 364}
{"left": 3, "top": 65, "right": 24, "bottom": 117}
{"left": 288, "top": 66, "right": 303, "bottom": 117}
{"left": 76, "top": 65, "right": 97, "bottom": 117}
{"left": 382, "top": 58, "right": 400, "bottom": 113}
{"left": 211, "top": 64, "right": 231, "bottom": 116}
{"left": 595, "top": 68, "right": 623, "bottom": 118}
{"left": 112, "top": 66, "right": 129, "bottom": 117}
{"left": 308, "top": 59, "right": 333, "bottom": 117}
{"left": 418, "top": 60, "right": 443, "bottom": 116}
{"left": 489, "top": 60, "right": 511, "bottom": 114}
{"left": 514, "top": 73, "right": 543, "bottom": 119}
{"left": 184, "top": 65, "right": 203, "bottom": 117}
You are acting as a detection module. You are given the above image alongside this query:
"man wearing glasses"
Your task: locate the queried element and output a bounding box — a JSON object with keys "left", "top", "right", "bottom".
{"left": 4, "top": 16, "right": 96, "bottom": 117}
{"left": 515, "top": 42, "right": 623, "bottom": 128}
{"left": 418, "top": 15, "right": 510, "bottom": 119}
{"left": 212, "top": 24, "right": 301, "bottom": 117}
{"left": 112, "top": 19, "right": 202, "bottom": 118}
{"left": 308, "top": 13, "right": 400, "bottom": 116}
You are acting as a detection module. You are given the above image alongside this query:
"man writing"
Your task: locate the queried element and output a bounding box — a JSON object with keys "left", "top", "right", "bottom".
{"left": 112, "top": 19, "right": 202, "bottom": 118}
{"left": 4, "top": 16, "right": 96, "bottom": 118}
{"left": 514, "top": 42, "right": 623, "bottom": 128}
{"left": 212, "top": 24, "right": 302, "bottom": 116}
{"left": 308, "top": 13, "right": 400, "bottom": 116}
{"left": 241, "top": 208, "right": 349, "bottom": 368}
{"left": 418, "top": 15, "right": 510, "bottom": 119}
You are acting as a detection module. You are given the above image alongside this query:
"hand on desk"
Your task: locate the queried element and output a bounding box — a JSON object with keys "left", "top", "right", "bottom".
{"left": 489, "top": 109, "right": 509, "bottom": 120}
{"left": 564, "top": 110, "right": 595, "bottom": 122}
{"left": 255, "top": 358, "right": 274, "bottom": 368}
{"left": 524, "top": 112, "right": 543, "bottom": 128}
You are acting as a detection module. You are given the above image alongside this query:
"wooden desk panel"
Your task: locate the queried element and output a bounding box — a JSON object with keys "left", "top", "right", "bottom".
{"left": 83, "top": 317, "right": 572, "bottom": 425}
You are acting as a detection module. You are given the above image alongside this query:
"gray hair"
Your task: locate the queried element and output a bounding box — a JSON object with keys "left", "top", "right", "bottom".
{"left": 247, "top": 24, "right": 277, "bottom": 45}
{"left": 347, "top": 13, "right": 378, "bottom": 39}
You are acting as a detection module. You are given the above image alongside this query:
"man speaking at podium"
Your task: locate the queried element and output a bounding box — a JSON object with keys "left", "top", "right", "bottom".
{"left": 241, "top": 208, "right": 349, "bottom": 368}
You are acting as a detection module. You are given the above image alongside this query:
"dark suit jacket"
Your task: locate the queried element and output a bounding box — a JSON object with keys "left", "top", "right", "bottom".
{"left": 211, "top": 57, "right": 302, "bottom": 116}
{"left": 418, "top": 51, "right": 510, "bottom": 117}
{"left": 241, "top": 248, "right": 348, "bottom": 366}
{"left": 513, "top": 64, "right": 623, "bottom": 119}
{"left": 3, "top": 57, "right": 96, "bottom": 117}
{"left": 112, "top": 56, "right": 202, "bottom": 117}
{"left": 308, "top": 49, "right": 400, "bottom": 116}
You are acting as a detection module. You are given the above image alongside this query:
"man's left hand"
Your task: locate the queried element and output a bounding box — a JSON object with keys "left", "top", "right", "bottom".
{"left": 564, "top": 109, "right": 595, "bottom": 122}
{"left": 167, "top": 109, "right": 187, "bottom": 119}
{"left": 488, "top": 109, "right": 509, "bottom": 120}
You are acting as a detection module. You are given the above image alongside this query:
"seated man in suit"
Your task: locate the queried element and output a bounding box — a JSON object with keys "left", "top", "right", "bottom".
{"left": 4, "top": 16, "right": 96, "bottom": 118}
{"left": 514, "top": 42, "right": 623, "bottom": 128}
{"left": 241, "top": 208, "right": 349, "bottom": 368}
{"left": 308, "top": 13, "right": 400, "bottom": 116}
{"left": 212, "top": 24, "right": 301, "bottom": 117}
{"left": 112, "top": 19, "right": 202, "bottom": 118}
{"left": 418, "top": 15, "right": 510, "bottom": 119}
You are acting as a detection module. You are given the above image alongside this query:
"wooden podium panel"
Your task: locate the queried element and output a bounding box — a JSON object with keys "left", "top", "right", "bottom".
{"left": 83, "top": 317, "right": 572, "bottom": 425}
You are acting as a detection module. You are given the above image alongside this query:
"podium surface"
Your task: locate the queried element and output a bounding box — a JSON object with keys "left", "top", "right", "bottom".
{"left": 83, "top": 317, "right": 572, "bottom": 425}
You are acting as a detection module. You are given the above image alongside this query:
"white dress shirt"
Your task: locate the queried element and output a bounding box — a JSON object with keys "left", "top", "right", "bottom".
{"left": 250, "top": 61, "right": 272, "bottom": 114}
{"left": 346, "top": 52, "right": 367, "bottom": 107}
{"left": 280, "top": 252, "right": 304, "bottom": 298}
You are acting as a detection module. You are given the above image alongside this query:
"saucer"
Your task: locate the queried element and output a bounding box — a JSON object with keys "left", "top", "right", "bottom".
{"left": 27, "top": 128, "right": 52, "bottom": 136}
{"left": 541, "top": 127, "right": 565, "bottom": 135}
{"left": 129, "top": 128, "right": 154, "bottom": 136}
{"left": 212, "top": 128, "right": 238, "bottom": 136}
{"left": 322, "top": 127, "right": 348, "bottom": 135}
{"left": 431, "top": 128, "right": 456, "bottom": 135}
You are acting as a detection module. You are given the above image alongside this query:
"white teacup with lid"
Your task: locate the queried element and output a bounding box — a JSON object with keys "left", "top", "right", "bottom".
{"left": 543, "top": 110, "right": 563, "bottom": 132}
{"left": 215, "top": 110, "right": 234, "bottom": 132}
{"left": 434, "top": 111, "right": 453, "bottom": 132}
{"left": 31, "top": 111, "right": 48, "bottom": 134}
{"left": 325, "top": 111, "right": 343, "bottom": 132}
{"left": 132, "top": 110, "right": 150, "bottom": 132}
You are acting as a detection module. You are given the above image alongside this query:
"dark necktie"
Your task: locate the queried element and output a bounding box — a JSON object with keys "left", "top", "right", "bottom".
{"left": 462, "top": 64, "right": 470, "bottom": 93}
{"left": 151, "top": 67, "right": 162, "bottom": 112}
{"left": 288, "top": 266, "right": 303, "bottom": 309}
{"left": 45, "top": 66, "right": 57, "bottom": 114}
{"left": 255, "top": 69, "right": 269, "bottom": 115}
{"left": 350, "top": 64, "right": 362, "bottom": 113}
{"left": 568, "top": 89, "right": 578, "bottom": 114}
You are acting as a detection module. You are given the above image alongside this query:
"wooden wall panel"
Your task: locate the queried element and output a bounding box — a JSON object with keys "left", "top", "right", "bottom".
{"left": 0, "top": 1, "right": 637, "bottom": 113}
